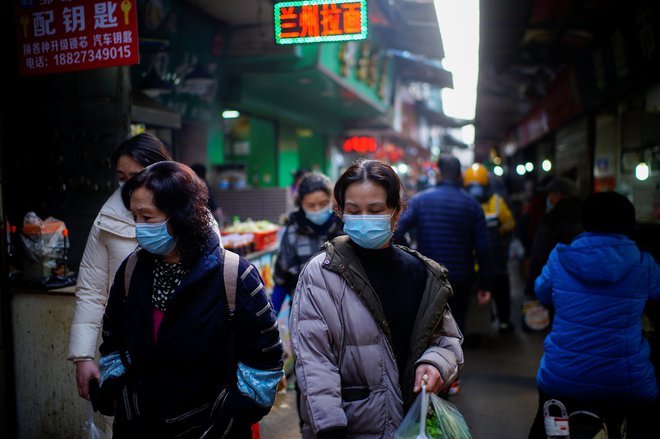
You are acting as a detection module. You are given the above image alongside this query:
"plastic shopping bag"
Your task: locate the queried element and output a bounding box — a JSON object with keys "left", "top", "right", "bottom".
{"left": 395, "top": 386, "right": 472, "bottom": 439}
{"left": 83, "top": 402, "right": 104, "bottom": 439}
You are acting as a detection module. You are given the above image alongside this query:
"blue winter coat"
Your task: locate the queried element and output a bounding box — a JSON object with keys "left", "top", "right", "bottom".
{"left": 535, "top": 232, "right": 660, "bottom": 402}
{"left": 394, "top": 182, "right": 493, "bottom": 289}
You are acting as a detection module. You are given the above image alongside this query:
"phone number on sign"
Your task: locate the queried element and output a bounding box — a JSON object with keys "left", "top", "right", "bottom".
{"left": 53, "top": 46, "right": 133, "bottom": 66}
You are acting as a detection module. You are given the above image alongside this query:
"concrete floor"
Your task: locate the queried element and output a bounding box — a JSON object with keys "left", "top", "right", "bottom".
{"left": 259, "top": 259, "right": 546, "bottom": 438}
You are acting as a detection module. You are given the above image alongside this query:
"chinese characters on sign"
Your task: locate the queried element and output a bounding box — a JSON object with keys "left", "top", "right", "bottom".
{"left": 274, "top": 0, "right": 367, "bottom": 45}
{"left": 15, "top": 0, "right": 139, "bottom": 76}
{"left": 343, "top": 136, "right": 377, "bottom": 153}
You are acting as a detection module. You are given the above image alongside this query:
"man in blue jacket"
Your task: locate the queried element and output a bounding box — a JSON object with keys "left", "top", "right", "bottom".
{"left": 394, "top": 155, "right": 493, "bottom": 350}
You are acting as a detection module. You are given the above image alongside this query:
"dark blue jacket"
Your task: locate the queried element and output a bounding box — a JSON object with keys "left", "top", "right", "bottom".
{"left": 101, "top": 233, "right": 283, "bottom": 437}
{"left": 535, "top": 232, "right": 660, "bottom": 402}
{"left": 394, "top": 182, "right": 493, "bottom": 289}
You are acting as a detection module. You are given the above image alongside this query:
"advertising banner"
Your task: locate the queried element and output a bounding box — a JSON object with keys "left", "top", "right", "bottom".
{"left": 15, "top": 0, "right": 139, "bottom": 76}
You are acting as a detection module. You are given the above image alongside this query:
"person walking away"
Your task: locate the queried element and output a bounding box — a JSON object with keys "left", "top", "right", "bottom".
{"left": 291, "top": 159, "right": 463, "bottom": 438}
{"left": 393, "top": 155, "right": 493, "bottom": 332}
{"left": 464, "top": 163, "right": 516, "bottom": 334}
{"left": 528, "top": 191, "right": 660, "bottom": 439}
{"left": 68, "top": 132, "right": 171, "bottom": 429}
{"left": 523, "top": 176, "right": 582, "bottom": 298}
{"left": 99, "top": 161, "right": 283, "bottom": 437}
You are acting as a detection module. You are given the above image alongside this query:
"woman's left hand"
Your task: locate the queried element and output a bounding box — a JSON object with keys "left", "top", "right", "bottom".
{"left": 413, "top": 364, "right": 444, "bottom": 394}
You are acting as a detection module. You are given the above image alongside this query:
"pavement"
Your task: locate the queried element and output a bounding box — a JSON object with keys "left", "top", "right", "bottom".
{"left": 258, "top": 259, "right": 545, "bottom": 438}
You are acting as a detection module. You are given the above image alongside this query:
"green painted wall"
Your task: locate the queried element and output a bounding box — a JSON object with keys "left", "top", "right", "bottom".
{"left": 247, "top": 117, "right": 277, "bottom": 187}
{"left": 278, "top": 125, "right": 299, "bottom": 188}
{"left": 298, "top": 130, "right": 327, "bottom": 174}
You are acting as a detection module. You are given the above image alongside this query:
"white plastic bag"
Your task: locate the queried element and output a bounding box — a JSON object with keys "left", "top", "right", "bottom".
{"left": 84, "top": 402, "right": 103, "bottom": 439}
{"left": 395, "top": 387, "right": 472, "bottom": 438}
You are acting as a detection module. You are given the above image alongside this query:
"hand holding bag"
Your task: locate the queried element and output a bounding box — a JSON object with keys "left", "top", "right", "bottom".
{"left": 395, "top": 387, "right": 473, "bottom": 439}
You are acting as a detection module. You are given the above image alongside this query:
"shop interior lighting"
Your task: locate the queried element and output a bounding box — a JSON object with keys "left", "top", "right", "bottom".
{"left": 516, "top": 164, "right": 526, "bottom": 175}
{"left": 493, "top": 165, "right": 504, "bottom": 176}
{"left": 635, "top": 162, "right": 649, "bottom": 181}
{"left": 222, "top": 110, "right": 241, "bottom": 119}
{"left": 525, "top": 162, "right": 534, "bottom": 172}
{"left": 542, "top": 159, "right": 552, "bottom": 172}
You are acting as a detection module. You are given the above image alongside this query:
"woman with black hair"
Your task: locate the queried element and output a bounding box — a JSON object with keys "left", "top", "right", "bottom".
{"left": 291, "top": 159, "right": 463, "bottom": 438}
{"left": 99, "top": 161, "right": 283, "bottom": 438}
{"left": 271, "top": 171, "right": 344, "bottom": 314}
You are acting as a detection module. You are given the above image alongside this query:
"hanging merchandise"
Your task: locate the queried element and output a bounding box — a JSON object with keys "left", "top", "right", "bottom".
{"left": 20, "top": 211, "right": 75, "bottom": 287}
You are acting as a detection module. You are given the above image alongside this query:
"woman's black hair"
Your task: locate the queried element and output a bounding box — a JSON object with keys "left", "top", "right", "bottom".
{"left": 295, "top": 172, "right": 333, "bottom": 208}
{"left": 112, "top": 133, "right": 172, "bottom": 168}
{"left": 333, "top": 159, "right": 406, "bottom": 212}
{"left": 582, "top": 191, "right": 636, "bottom": 236}
{"left": 122, "top": 161, "right": 212, "bottom": 266}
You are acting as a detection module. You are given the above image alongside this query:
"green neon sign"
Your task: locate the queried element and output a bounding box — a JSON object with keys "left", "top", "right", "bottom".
{"left": 274, "top": 0, "right": 368, "bottom": 45}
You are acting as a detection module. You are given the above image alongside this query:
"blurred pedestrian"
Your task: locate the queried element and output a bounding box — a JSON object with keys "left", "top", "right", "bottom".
{"left": 68, "top": 132, "right": 171, "bottom": 404}
{"left": 291, "top": 159, "right": 463, "bottom": 438}
{"left": 99, "top": 161, "right": 283, "bottom": 437}
{"left": 271, "top": 171, "right": 344, "bottom": 431}
{"left": 523, "top": 176, "right": 582, "bottom": 298}
{"left": 528, "top": 191, "right": 660, "bottom": 438}
{"left": 394, "top": 155, "right": 492, "bottom": 331}
{"left": 272, "top": 172, "right": 344, "bottom": 314}
{"left": 464, "top": 163, "right": 516, "bottom": 334}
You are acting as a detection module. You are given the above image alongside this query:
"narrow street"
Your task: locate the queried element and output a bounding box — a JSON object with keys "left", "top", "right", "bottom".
{"left": 259, "top": 259, "right": 546, "bottom": 438}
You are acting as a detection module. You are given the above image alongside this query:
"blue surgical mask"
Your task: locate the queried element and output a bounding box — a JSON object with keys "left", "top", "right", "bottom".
{"left": 467, "top": 184, "right": 485, "bottom": 201}
{"left": 136, "top": 219, "right": 176, "bottom": 255}
{"left": 343, "top": 213, "right": 394, "bottom": 249}
{"left": 304, "top": 207, "right": 333, "bottom": 226}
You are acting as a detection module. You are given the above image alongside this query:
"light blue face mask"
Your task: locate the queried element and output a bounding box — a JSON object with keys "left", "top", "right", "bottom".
{"left": 343, "top": 213, "right": 394, "bottom": 249}
{"left": 136, "top": 219, "right": 176, "bottom": 255}
{"left": 304, "top": 207, "right": 333, "bottom": 226}
{"left": 467, "top": 184, "right": 485, "bottom": 201}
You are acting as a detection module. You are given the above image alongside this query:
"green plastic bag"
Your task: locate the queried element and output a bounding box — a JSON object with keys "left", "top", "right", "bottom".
{"left": 395, "top": 387, "right": 472, "bottom": 439}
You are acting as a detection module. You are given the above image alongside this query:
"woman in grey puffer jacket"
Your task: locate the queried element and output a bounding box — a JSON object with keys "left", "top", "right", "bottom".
{"left": 291, "top": 160, "right": 464, "bottom": 439}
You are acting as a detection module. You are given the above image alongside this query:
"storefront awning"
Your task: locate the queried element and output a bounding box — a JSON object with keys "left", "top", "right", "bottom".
{"left": 389, "top": 50, "right": 453, "bottom": 89}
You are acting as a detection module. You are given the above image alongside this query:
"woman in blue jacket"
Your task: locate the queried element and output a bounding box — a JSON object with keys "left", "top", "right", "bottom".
{"left": 528, "top": 192, "right": 660, "bottom": 438}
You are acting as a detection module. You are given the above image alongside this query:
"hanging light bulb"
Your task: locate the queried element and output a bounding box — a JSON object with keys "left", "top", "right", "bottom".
{"left": 635, "top": 162, "right": 649, "bottom": 181}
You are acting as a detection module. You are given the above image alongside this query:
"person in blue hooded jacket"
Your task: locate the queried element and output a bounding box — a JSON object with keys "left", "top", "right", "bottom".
{"left": 528, "top": 191, "right": 660, "bottom": 439}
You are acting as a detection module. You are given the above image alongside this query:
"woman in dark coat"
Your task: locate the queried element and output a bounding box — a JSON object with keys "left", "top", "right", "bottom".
{"left": 99, "top": 161, "right": 283, "bottom": 438}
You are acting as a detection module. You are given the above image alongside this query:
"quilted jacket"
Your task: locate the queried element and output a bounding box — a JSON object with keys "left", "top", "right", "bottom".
{"left": 291, "top": 236, "right": 464, "bottom": 438}
{"left": 535, "top": 232, "right": 660, "bottom": 402}
{"left": 68, "top": 188, "right": 137, "bottom": 360}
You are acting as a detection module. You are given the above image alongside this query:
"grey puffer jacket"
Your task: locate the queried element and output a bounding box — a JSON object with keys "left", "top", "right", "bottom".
{"left": 291, "top": 236, "right": 464, "bottom": 438}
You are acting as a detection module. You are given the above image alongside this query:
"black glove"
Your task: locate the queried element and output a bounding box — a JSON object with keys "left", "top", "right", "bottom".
{"left": 89, "top": 375, "right": 125, "bottom": 416}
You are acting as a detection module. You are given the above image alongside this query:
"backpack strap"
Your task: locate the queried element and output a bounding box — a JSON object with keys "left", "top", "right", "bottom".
{"left": 222, "top": 249, "right": 241, "bottom": 319}
{"left": 123, "top": 249, "right": 139, "bottom": 296}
